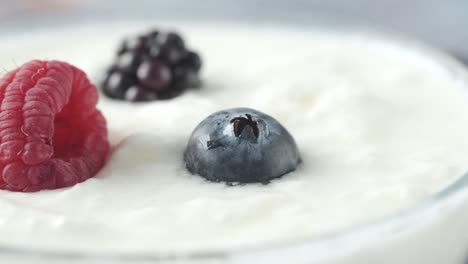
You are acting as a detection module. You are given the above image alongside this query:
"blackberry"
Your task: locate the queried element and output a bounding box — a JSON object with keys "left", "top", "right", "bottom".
{"left": 102, "top": 29, "right": 202, "bottom": 102}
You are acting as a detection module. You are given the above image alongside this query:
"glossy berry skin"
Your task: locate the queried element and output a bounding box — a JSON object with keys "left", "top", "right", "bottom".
{"left": 102, "top": 71, "right": 135, "bottom": 99}
{"left": 102, "top": 29, "right": 202, "bottom": 102}
{"left": 125, "top": 86, "right": 158, "bottom": 102}
{"left": 184, "top": 108, "right": 301, "bottom": 184}
{"left": 137, "top": 60, "right": 172, "bottom": 91}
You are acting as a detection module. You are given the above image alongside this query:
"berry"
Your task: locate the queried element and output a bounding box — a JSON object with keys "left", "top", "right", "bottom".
{"left": 182, "top": 51, "right": 202, "bottom": 71}
{"left": 156, "top": 32, "right": 185, "bottom": 50}
{"left": 0, "top": 60, "right": 109, "bottom": 192}
{"left": 184, "top": 108, "right": 301, "bottom": 184}
{"left": 102, "top": 71, "right": 134, "bottom": 98}
{"left": 102, "top": 29, "right": 202, "bottom": 102}
{"left": 137, "top": 60, "right": 172, "bottom": 92}
{"left": 116, "top": 52, "right": 141, "bottom": 73}
{"left": 125, "top": 86, "right": 158, "bottom": 102}
{"left": 118, "top": 36, "right": 148, "bottom": 55}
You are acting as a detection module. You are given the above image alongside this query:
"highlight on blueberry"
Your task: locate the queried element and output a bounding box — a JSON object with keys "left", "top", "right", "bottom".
{"left": 101, "top": 29, "right": 202, "bottom": 102}
{"left": 184, "top": 108, "right": 301, "bottom": 184}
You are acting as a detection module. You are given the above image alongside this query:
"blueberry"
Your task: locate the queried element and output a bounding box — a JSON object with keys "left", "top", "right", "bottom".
{"left": 184, "top": 108, "right": 301, "bottom": 184}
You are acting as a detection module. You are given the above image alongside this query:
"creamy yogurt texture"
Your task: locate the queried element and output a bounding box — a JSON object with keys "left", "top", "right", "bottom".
{"left": 0, "top": 22, "right": 468, "bottom": 254}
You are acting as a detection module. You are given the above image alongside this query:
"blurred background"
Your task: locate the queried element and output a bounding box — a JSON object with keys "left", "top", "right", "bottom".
{"left": 0, "top": 0, "right": 467, "bottom": 63}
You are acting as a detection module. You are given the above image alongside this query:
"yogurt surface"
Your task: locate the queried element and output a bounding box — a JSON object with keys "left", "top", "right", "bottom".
{"left": 0, "top": 22, "right": 468, "bottom": 254}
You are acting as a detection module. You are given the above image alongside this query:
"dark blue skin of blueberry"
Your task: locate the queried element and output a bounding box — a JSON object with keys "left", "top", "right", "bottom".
{"left": 184, "top": 108, "right": 301, "bottom": 184}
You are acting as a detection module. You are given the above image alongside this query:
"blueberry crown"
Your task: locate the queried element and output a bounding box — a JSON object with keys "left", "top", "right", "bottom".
{"left": 230, "top": 114, "right": 259, "bottom": 138}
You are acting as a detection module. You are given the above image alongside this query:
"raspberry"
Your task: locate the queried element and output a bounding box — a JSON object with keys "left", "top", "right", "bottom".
{"left": 0, "top": 60, "right": 109, "bottom": 192}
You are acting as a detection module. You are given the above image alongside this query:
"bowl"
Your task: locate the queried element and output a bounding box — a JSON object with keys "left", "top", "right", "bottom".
{"left": 1, "top": 1, "right": 468, "bottom": 263}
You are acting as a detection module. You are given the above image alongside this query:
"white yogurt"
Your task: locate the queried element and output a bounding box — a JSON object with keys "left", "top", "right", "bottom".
{"left": 0, "top": 22, "right": 468, "bottom": 255}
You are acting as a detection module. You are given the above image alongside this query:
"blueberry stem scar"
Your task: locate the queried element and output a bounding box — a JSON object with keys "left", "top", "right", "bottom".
{"left": 230, "top": 114, "right": 259, "bottom": 138}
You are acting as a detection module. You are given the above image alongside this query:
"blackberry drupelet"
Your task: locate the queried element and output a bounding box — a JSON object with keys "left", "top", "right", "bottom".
{"left": 102, "top": 29, "right": 202, "bottom": 102}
